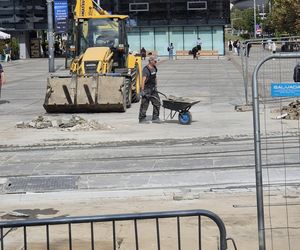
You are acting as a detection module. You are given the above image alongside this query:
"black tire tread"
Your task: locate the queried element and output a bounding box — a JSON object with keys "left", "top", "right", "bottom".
{"left": 131, "top": 64, "right": 141, "bottom": 103}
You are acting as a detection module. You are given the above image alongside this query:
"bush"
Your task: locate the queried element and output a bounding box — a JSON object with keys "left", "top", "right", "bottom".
{"left": 0, "top": 37, "right": 20, "bottom": 60}
{"left": 11, "top": 37, "right": 20, "bottom": 60}
{"left": 240, "top": 33, "right": 250, "bottom": 40}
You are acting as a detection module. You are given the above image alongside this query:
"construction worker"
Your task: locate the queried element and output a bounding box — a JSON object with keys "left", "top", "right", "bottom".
{"left": 138, "top": 56, "right": 161, "bottom": 124}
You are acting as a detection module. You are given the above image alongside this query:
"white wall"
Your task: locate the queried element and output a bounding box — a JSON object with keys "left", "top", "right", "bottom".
{"left": 17, "top": 32, "right": 30, "bottom": 59}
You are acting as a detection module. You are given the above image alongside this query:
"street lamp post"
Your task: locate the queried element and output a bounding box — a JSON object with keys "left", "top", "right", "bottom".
{"left": 254, "top": 0, "right": 257, "bottom": 38}
{"left": 47, "top": 0, "right": 55, "bottom": 73}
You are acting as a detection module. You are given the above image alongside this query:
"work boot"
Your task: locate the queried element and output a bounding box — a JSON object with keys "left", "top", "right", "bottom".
{"left": 139, "top": 119, "right": 150, "bottom": 124}
{"left": 152, "top": 118, "right": 163, "bottom": 124}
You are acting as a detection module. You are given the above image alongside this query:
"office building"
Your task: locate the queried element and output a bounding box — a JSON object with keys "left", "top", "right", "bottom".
{"left": 0, "top": 0, "right": 230, "bottom": 58}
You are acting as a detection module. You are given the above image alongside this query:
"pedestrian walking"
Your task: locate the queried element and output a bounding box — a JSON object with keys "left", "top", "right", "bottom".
{"left": 41, "top": 42, "right": 47, "bottom": 58}
{"left": 272, "top": 41, "right": 277, "bottom": 54}
{"left": 236, "top": 40, "right": 241, "bottom": 56}
{"left": 167, "top": 43, "right": 174, "bottom": 60}
{"left": 3, "top": 44, "right": 11, "bottom": 62}
{"left": 262, "top": 39, "right": 266, "bottom": 50}
{"left": 293, "top": 62, "right": 300, "bottom": 82}
{"left": 196, "top": 37, "right": 202, "bottom": 51}
{"left": 246, "top": 42, "right": 252, "bottom": 57}
{"left": 138, "top": 56, "right": 161, "bottom": 124}
{"left": 192, "top": 46, "right": 198, "bottom": 59}
{"left": 0, "top": 63, "right": 5, "bottom": 98}
{"left": 140, "top": 47, "right": 146, "bottom": 60}
{"left": 228, "top": 39, "right": 233, "bottom": 52}
{"left": 233, "top": 40, "right": 238, "bottom": 54}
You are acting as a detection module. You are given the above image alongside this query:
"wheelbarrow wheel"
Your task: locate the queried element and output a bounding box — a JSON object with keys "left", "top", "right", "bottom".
{"left": 178, "top": 111, "right": 192, "bottom": 125}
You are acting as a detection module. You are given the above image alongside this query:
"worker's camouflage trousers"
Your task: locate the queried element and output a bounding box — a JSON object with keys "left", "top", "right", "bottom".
{"left": 139, "top": 89, "right": 161, "bottom": 121}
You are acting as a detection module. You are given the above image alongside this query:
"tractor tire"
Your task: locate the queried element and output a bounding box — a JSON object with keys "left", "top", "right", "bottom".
{"left": 131, "top": 63, "right": 141, "bottom": 103}
{"left": 125, "top": 77, "right": 132, "bottom": 108}
{"left": 119, "top": 87, "right": 127, "bottom": 113}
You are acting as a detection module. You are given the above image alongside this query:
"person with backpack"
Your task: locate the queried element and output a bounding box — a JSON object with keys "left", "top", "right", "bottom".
{"left": 138, "top": 56, "right": 161, "bottom": 124}
{"left": 167, "top": 43, "right": 174, "bottom": 60}
{"left": 293, "top": 62, "right": 300, "bottom": 82}
{"left": 192, "top": 46, "right": 199, "bottom": 59}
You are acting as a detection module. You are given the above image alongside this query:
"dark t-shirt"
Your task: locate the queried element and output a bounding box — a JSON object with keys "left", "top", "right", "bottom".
{"left": 4, "top": 47, "right": 11, "bottom": 54}
{"left": 143, "top": 65, "right": 157, "bottom": 88}
{"left": 142, "top": 66, "right": 156, "bottom": 78}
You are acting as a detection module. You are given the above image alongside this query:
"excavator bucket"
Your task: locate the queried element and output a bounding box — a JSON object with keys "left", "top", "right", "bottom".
{"left": 43, "top": 74, "right": 127, "bottom": 113}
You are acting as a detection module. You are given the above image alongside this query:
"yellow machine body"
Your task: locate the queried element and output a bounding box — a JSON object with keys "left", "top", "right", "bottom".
{"left": 43, "top": 0, "right": 142, "bottom": 113}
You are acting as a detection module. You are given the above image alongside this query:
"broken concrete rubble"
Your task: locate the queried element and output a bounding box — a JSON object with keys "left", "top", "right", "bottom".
{"left": 278, "top": 100, "right": 300, "bottom": 120}
{"left": 15, "top": 115, "right": 114, "bottom": 131}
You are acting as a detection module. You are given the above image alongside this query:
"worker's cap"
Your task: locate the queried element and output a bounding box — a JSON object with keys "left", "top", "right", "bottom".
{"left": 149, "top": 56, "right": 158, "bottom": 62}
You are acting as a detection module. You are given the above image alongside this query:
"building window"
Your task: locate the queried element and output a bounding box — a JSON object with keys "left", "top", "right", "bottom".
{"left": 187, "top": 1, "right": 207, "bottom": 10}
{"left": 129, "top": 3, "right": 149, "bottom": 12}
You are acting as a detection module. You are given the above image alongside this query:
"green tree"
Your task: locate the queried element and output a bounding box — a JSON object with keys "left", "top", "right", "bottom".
{"left": 11, "top": 37, "right": 20, "bottom": 60}
{"left": 270, "top": 0, "right": 300, "bottom": 35}
{"left": 231, "top": 7, "right": 261, "bottom": 37}
{"left": 241, "top": 8, "right": 255, "bottom": 34}
{"left": 231, "top": 8, "right": 244, "bottom": 31}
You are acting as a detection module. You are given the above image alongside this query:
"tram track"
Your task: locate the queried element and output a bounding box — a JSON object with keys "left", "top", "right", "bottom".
{"left": 1, "top": 135, "right": 300, "bottom": 193}
{"left": 1, "top": 161, "right": 300, "bottom": 179}
{"left": 1, "top": 140, "right": 300, "bottom": 165}
{"left": 0, "top": 133, "right": 300, "bottom": 152}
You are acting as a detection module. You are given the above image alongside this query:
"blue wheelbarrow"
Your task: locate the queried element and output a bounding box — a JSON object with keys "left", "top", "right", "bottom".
{"left": 158, "top": 92, "right": 200, "bottom": 125}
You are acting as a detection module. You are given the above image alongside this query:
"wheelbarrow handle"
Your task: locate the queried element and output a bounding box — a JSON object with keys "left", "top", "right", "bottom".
{"left": 157, "top": 91, "right": 168, "bottom": 99}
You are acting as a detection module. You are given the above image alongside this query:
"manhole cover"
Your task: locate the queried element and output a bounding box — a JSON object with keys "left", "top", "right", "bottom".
{"left": 5, "top": 176, "right": 79, "bottom": 193}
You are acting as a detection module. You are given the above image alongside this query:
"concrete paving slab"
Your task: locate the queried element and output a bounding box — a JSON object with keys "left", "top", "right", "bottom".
{"left": 0, "top": 57, "right": 254, "bottom": 147}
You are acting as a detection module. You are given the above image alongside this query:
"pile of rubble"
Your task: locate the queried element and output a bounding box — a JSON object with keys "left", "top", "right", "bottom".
{"left": 278, "top": 100, "right": 300, "bottom": 120}
{"left": 16, "top": 115, "right": 114, "bottom": 131}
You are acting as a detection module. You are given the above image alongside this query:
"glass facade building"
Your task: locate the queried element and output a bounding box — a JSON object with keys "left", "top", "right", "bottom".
{"left": 101, "top": 0, "right": 230, "bottom": 55}
{"left": 0, "top": 0, "right": 230, "bottom": 57}
{"left": 126, "top": 26, "right": 225, "bottom": 56}
{"left": 0, "top": 0, "right": 48, "bottom": 30}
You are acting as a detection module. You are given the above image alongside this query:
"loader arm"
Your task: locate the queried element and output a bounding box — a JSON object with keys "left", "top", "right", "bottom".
{"left": 74, "top": 0, "right": 127, "bottom": 20}
{"left": 43, "top": 0, "right": 141, "bottom": 113}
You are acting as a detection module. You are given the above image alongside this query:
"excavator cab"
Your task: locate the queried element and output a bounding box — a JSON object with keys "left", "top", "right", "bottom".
{"left": 43, "top": 0, "right": 142, "bottom": 113}
{"left": 76, "top": 17, "right": 128, "bottom": 71}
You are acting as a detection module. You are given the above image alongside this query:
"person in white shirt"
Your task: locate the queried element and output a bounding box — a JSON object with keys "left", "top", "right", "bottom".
{"left": 168, "top": 43, "right": 174, "bottom": 60}
{"left": 196, "top": 37, "right": 202, "bottom": 50}
{"left": 272, "top": 41, "right": 277, "bottom": 54}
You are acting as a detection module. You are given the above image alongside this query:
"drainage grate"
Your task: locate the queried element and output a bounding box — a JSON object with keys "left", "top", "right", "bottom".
{"left": 5, "top": 176, "right": 79, "bottom": 193}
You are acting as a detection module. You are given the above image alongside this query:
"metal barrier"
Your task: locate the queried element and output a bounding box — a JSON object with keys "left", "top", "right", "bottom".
{"left": 0, "top": 209, "right": 235, "bottom": 250}
{"left": 239, "top": 36, "right": 300, "bottom": 105}
{"left": 252, "top": 53, "right": 300, "bottom": 250}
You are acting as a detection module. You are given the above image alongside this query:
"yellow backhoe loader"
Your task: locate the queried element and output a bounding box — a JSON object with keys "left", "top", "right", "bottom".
{"left": 43, "top": 0, "right": 142, "bottom": 112}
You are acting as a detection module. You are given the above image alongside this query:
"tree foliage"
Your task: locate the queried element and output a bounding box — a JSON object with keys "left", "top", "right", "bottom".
{"left": 231, "top": 8, "right": 261, "bottom": 36}
{"left": 270, "top": 0, "right": 300, "bottom": 35}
